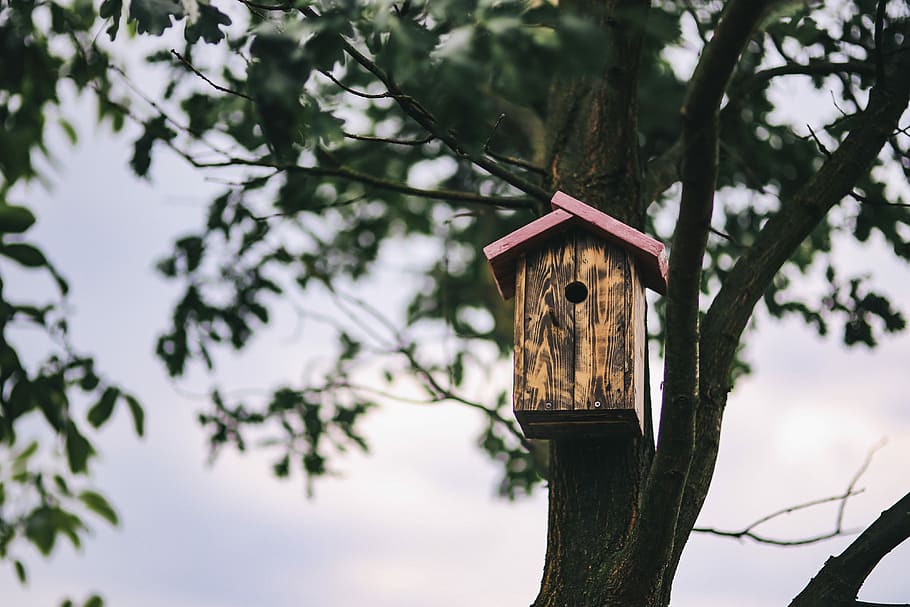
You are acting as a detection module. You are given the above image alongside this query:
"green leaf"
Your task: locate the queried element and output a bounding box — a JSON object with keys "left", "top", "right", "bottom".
{"left": 13, "top": 559, "right": 26, "bottom": 584}
{"left": 14, "top": 440, "right": 39, "bottom": 467}
{"left": 53, "top": 474, "right": 72, "bottom": 496}
{"left": 0, "top": 206, "right": 36, "bottom": 234}
{"left": 128, "top": 0, "right": 183, "bottom": 35}
{"left": 78, "top": 491, "right": 119, "bottom": 526}
{"left": 87, "top": 387, "right": 119, "bottom": 428}
{"left": 49, "top": 264, "right": 70, "bottom": 295}
{"left": 0, "top": 243, "right": 47, "bottom": 268}
{"left": 84, "top": 595, "right": 104, "bottom": 607}
{"left": 130, "top": 116, "right": 176, "bottom": 177}
{"left": 185, "top": 3, "right": 232, "bottom": 44}
{"left": 58, "top": 118, "right": 78, "bottom": 145}
{"left": 24, "top": 508, "right": 57, "bottom": 555}
{"left": 65, "top": 423, "right": 95, "bottom": 474}
{"left": 272, "top": 454, "right": 290, "bottom": 478}
{"left": 99, "top": 0, "right": 123, "bottom": 39}
{"left": 124, "top": 394, "right": 145, "bottom": 437}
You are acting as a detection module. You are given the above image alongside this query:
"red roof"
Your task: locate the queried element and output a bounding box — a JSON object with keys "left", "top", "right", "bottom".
{"left": 483, "top": 191, "right": 668, "bottom": 299}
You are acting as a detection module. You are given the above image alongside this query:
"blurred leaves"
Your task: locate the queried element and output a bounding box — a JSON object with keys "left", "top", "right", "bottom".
{"left": 0, "top": 0, "right": 143, "bottom": 591}
{"left": 1, "top": 0, "right": 909, "bottom": 584}
{"left": 1, "top": 441, "right": 120, "bottom": 585}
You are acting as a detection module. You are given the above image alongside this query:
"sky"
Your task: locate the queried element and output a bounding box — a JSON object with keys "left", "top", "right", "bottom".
{"left": 2, "top": 28, "right": 910, "bottom": 607}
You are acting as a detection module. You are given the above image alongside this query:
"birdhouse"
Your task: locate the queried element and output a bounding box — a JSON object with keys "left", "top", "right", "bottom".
{"left": 484, "top": 191, "right": 668, "bottom": 439}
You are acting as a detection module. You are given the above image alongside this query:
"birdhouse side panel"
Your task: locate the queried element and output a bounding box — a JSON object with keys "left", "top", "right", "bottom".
{"left": 512, "top": 256, "right": 526, "bottom": 413}
{"left": 573, "top": 235, "right": 636, "bottom": 414}
{"left": 630, "top": 263, "right": 647, "bottom": 434}
{"left": 516, "top": 238, "right": 575, "bottom": 415}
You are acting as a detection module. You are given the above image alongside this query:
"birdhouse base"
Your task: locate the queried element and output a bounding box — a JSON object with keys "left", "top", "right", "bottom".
{"left": 516, "top": 409, "right": 641, "bottom": 439}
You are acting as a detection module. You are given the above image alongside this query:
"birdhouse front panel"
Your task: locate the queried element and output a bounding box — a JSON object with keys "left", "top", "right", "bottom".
{"left": 484, "top": 191, "right": 666, "bottom": 440}
{"left": 512, "top": 230, "right": 646, "bottom": 438}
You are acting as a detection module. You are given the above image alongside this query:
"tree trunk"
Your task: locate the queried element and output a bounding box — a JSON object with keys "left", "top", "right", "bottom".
{"left": 534, "top": 1, "right": 662, "bottom": 605}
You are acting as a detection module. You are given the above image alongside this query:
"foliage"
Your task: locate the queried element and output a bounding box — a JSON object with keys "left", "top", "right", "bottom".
{"left": 0, "top": 0, "right": 144, "bottom": 590}
{"left": 1, "top": 0, "right": 909, "bottom": 603}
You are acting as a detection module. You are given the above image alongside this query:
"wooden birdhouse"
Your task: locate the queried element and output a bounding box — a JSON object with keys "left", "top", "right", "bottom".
{"left": 484, "top": 191, "right": 668, "bottom": 439}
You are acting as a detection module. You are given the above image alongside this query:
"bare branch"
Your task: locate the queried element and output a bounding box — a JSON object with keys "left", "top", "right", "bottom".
{"left": 170, "top": 49, "right": 254, "bottom": 101}
{"left": 693, "top": 526, "right": 856, "bottom": 547}
{"left": 484, "top": 150, "right": 545, "bottom": 175}
{"left": 807, "top": 124, "right": 834, "bottom": 158}
{"left": 875, "top": 0, "right": 887, "bottom": 85}
{"left": 790, "top": 491, "right": 910, "bottom": 607}
{"left": 105, "top": 73, "right": 531, "bottom": 212}
{"left": 732, "top": 60, "right": 877, "bottom": 98}
{"left": 190, "top": 156, "right": 536, "bottom": 209}
{"left": 317, "top": 69, "right": 393, "bottom": 99}
{"left": 643, "top": 138, "right": 683, "bottom": 204}
{"left": 838, "top": 440, "right": 888, "bottom": 528}
{"left": 343, "top": 132, "right": 434, "bottom": 146}
{"left": 298, "top": 6, "right": 551, "bottom": 204}
{"left": 236, "top": 0, "right": 292, "bottom": 10}
{"left": 482, "top": 113, "right": 545, "bottom": 175}
{"left": 634, "top": 0, "right": 777, "bottom": 580}
{"left": 326, "top": 291, "right": 543, "bottom": 466}
{"left": 694, "top": 441, "right": 885, "bottom": 546}
{"left": 665, "top": 23, "right": 910, "bottom": 593}
{"left": 682, "top": 0, "right": 710, "bottom": 46}
{"left": 849, "top": 190, "right": 910, "bottom": 208}
{"left": 644, "top": 60, "right": 875, "bottom": 202}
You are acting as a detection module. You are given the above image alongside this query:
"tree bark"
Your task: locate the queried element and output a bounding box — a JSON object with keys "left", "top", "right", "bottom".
{"left": 534, "top": 2, "right": 654, "bottom": 605}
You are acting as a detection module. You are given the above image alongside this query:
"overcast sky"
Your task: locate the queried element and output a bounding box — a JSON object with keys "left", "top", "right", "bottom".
{"left": 2, "top": 50, "right": 910, "bottom": 607}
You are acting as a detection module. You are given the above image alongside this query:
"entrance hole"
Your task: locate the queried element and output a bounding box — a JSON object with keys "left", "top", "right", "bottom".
{"left": 564, "top": 281, "right": 588, "bottom": 304}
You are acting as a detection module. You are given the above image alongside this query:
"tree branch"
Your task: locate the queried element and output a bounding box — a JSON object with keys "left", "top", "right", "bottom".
{"left": 642, "top": 137, "right": 683, "bottom": 204}
{"left": 733, "top": 60, "right": 876, "bottom": 98}
{"left": 643, "top": 60, "right": 875, "bottom": 203}
{"left": 694, "top": 440, "right": 885, "bottom": 546}
{"left": 666, "top": 21, "right": 910, "bottom": 594}
{"left": 630, "top": 0, "right": 776, "bottom": 585}
{"left": 790, "top": 491, "right": 910, "bottom": 607}
{"left": 701, "top": 35, "right": 910, "bottom": 402}
{"left": 190, "top": 156, "right": 536, "bottom": 209}
{"left": 299, "top": 6, "right": 551, "bottom": 205}
{"left": 343, "top": 132, "right": 434, "bottom": 146}
{"left": 170, "top": 49, "right": 254, "bottom": 101}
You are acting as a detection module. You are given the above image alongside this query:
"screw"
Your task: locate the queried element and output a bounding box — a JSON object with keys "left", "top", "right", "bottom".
{"left": 594, "top": 401, "right": 602, "bottom": 408}
{"left": 545, "top": 402, "right": 552, "bottom": 409}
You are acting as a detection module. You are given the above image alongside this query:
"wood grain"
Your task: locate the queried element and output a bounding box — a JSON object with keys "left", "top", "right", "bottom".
{"left": 510, "top": 229, "right": 647, "bottom": 437}
{"left": 484, "top": 191, "right": 668, "bottom": 301}
{"left": 573, "top": 233, "right": 629, "bottom": 413}
{"left": 513, "top": 255, "right": 526, "bottom": 416}
{"left": 483, "top": 209, "right": 575, "bottom": 299}
{"left": 520, "top": 235, "right": 575, "bottom": 414}
{"left": 551, "top": 191, "right": 668, "bottom": 294}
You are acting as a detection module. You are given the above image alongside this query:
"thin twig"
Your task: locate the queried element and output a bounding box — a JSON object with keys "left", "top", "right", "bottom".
{"left": 318, "top": 69, "right": 392, "bottom": 99}
{"left": 849, "top": 190, "right": 910, "bottom": 208}
{"left": 186, "top": 155, "right": 537, "bottom": 209}
{"left": 709, "top": 226, "right": 741, "bottom": 245}
{"left": 297, "top": 5, "right": 550, "bottom": 203}
{"left": 694, "top": 441, "right": 886, "bottom": 547}
{"left": 874, "top": 0, "right": 887, "bottom": 85}
{"left": 807, "top": 124, "right": 833, "bottom": 158}
{"left": 343, "top": 132, "right": 434, "bottom": 146}
{"left": 837, "top": 439, "right": 887, "bottom": 530}
{"left": 170, "top": 49, "right": 254, "bottom": 101}
{"left": 484, "top": 150, "right": 546, "bottom": 175}
{"left": 483, "top": 113, "right": 506, "bottom": 153}
{"left": 236, "top": 0, "right": 292, "bottom": 11}
{"left": 683, "top": 0, "right": 710, "bottom": 46}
